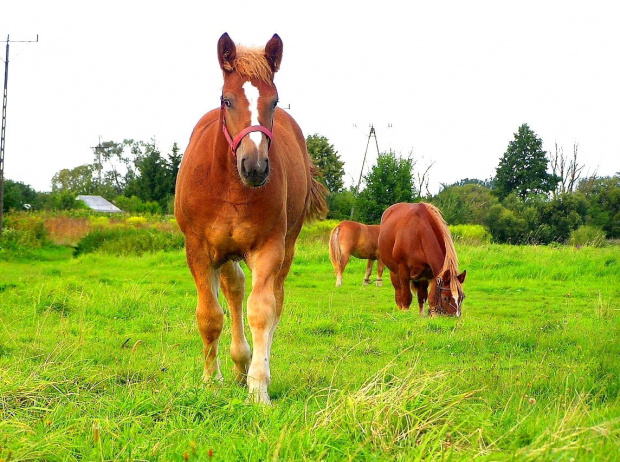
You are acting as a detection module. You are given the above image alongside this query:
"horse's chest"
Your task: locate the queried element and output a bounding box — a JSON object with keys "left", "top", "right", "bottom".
{"left": 203, "top": 215, "right": 280, "bottom": 263}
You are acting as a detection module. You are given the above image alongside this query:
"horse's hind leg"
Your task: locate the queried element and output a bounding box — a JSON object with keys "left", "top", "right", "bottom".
{"left": 185, "top": 238, "right": 224, "bottom": 382}
{"left": 376, "top": 258, "right": 384, "bottom": 287}
{"left": 335, "top": 253, "right": 350, "bottom": 287}
{"left": 363, "top": 259, "right": 375, "bottom": 285}
{"left": 220, "top": 261, "right": 251, "bottom": 384}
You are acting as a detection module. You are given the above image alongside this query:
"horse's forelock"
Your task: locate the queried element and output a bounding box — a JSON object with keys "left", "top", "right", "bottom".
{"left": 228, "top": 46, "right": 275, "bottom": 83}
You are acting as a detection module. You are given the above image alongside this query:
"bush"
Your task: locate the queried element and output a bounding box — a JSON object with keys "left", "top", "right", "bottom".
{"left": 1, "top": 215, "right": 49, "bottom": 248}
{"left": 126, "top": 216, "right": 148, "bottom": 227}
{"left": 449, "top": 224, "right": 490, "bottom": 245}
{"left": 568, "top": 225, "right": 607, "bottom": 247}
{"left": 113, "top": 195, "right": 162, "bottom": 215}
{"left": 73, "top": 227, "right": 184, "bottom": 256}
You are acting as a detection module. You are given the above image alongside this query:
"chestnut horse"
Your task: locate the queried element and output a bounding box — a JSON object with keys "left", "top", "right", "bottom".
{"left": 175, "top": 33, "right": 327, "bottom": 403}
{"left": 329, "top": 221, "right": 384, "bottom": 287}
{"left": 378, "top": 202, "right": 466, "bottom": 316}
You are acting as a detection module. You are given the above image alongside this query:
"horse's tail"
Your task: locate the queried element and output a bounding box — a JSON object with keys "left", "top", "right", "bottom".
{"left": 304, "top": 162, "right": 328, "bottom": 222}
{"left": 329, "top": 225, "right": 342, "bottom": 273}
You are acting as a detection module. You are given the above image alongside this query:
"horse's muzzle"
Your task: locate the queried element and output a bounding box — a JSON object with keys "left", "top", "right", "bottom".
{"left": 240, "top": 156, "right": 270, "bottom": 187}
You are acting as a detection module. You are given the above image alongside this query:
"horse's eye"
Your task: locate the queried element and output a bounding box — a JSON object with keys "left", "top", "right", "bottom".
{"left": 273, "top": 99, "right": 279, "bottom": 109}
{"left": 223, "top": 98, "right": 232, "bottom": 108}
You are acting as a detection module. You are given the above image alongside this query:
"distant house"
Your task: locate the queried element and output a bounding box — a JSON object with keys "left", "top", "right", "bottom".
{"left": 76, "top": 195, "right": 124, "bottom": 213}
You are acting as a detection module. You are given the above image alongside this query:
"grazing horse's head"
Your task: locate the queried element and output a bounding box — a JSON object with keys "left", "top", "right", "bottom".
{"left": 431, "top": 269, "right": 466, "bottom": 317}
{"left": 217, "top": 33, "right": 282, "bottom": 187}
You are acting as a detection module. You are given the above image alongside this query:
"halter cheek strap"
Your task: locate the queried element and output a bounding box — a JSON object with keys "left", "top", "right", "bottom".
{"left": 221, "top": 101, "right": 273, "bottom": 156}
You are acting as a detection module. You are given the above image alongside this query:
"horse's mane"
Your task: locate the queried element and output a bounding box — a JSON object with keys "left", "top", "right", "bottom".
{"left": 423, "top": 203, "right": 461, "bottom": 294}
{"left": 229, "top": 46, "right": 275, "bottom": 83}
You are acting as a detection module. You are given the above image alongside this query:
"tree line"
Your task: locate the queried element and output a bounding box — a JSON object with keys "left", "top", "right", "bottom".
{"left": 3, "top": 124, "right": 619, "bottom": 244}
{"left": 307, "top": 125, "right": 618, "bottom": 244}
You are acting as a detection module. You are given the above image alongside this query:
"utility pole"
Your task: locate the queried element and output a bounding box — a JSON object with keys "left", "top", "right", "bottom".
{"left": 0, "top": 34, "right": 38, "bottom": 236}
{"left": 350, "top": 124, "right": 381, "bottom": 220}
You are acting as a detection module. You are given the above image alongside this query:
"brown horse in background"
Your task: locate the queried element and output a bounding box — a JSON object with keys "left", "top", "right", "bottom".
{"left": 329, "top": 221, "right": 384, "bottom": 287}
{"left": 378, "top": 202, "right": 466, "bottom": 316}
{"left": 175, "top": 33, "right": 327, "bottom": 403}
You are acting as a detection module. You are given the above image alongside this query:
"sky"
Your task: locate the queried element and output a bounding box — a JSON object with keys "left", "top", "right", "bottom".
{"left": 2, "top": 0, "right": 619, "bottom": 195}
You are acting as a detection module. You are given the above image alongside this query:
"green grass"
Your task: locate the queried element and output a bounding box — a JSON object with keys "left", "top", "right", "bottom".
{"left": 0, "top": 229, "right": 618, "bottom": 460}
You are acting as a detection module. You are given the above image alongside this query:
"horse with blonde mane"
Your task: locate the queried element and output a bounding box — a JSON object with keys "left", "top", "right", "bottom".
{"left": 378, "top": 202, "right": 466, "bottom": 316}
{"left": 329, "top": 221, "right": 384, "bottom": 287}
{"left": 175, "top": 33, "right": 327, "bottom": 403}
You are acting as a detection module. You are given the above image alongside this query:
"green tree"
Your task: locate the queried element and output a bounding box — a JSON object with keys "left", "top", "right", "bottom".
{"left": 306, "top": 134, "right": 345, "bottom": 193}
{"left": 577, "top": 174, "right": 620, "bottom": 238}
{"left": 354, "top": 151, "right": 415, "bottom": 224}
{"left": 433, "top": 182, "right": 498, "bottom": 225}
{"left": 51, "top": 165, "right": 97, "bottom": 194}
{"left": 2, "top": 179, "right": 40, "bottom": 212}
{"left": 494, "top": 124, "right": 558, "bottom": 200}
{"left": 123, "top": 141, "right": 181, "bottom": 212}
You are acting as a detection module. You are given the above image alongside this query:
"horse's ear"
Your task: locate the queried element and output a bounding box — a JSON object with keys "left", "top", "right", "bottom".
{"left": 218, "top": 33, "right": 236, "bottom": 73}
{"left": 457, "top": 270, "right": 467, "bottom": 284}
{"left": 265, "top": 34, "right": 283, "bottom": 73}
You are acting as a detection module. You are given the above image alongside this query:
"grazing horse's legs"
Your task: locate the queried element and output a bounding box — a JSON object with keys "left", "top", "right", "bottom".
{"left": 220, "top": 261, "right": 251, "bottom": 384}
{"left": 376, "top": 259, "right": 385, "bottom": 287}
{"left": 363, "top": 259, "right": 375, "bottom": 285}
{"left": 185, "top": 237, "right": 224, "bottom": 382}
{"left": 397, "top": 265, "right": 413, "bottom": 310}
{"left": 245, "top": 243, "right": 285, "bottom": 404}
{"left": 335, "top": 253, "right": 350, "bottom": 287}
{"left": 389, "top": 268, "right": 412, "bottom": 310}
{"left": 412, "top": 280, "right": 429, "bottom": 316}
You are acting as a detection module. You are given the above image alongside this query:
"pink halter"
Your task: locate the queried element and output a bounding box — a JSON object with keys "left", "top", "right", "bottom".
{"left": 221, "top": 100, "right": 273, "bottom": 156}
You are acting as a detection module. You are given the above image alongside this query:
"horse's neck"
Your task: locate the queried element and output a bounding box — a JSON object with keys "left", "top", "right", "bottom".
{"left": 424, "top": 228, "right": 448, "bottom": 277}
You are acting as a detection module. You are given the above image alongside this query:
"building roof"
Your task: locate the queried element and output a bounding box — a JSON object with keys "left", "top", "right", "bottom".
{"left": 76, "top": 195, "right": 124, "bottom": 213}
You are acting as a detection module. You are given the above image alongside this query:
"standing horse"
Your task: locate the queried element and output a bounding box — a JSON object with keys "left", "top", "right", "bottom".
{"left": 378, "top": 202, "right": 466, "bottom": 316}
{"left": 329, "top": 221, "right": 384, "bottom": 287}
{"left": 175, "top": 33, "right": 327, "bottom": 404}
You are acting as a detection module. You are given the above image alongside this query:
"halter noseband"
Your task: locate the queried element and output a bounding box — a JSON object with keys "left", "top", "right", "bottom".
{"left": 432, "top": 277, "right": 464, "bottom": 315}
{"left": 221, "top": 98, "right": 273, "bottom": 156}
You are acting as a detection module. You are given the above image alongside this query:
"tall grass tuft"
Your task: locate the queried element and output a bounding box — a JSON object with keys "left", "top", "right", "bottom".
{"left": 73, "top": 227, "right": 184, "bottom": 256}
{"left": 568, "top": 225, "right": 607, "bottom": 247}
{"left": 312, "top": 360, "right": 478, "bottom": 457}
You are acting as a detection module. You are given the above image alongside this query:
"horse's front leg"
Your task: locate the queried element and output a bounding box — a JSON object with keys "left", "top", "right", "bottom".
{"left": 220, "top": 261, "right": 251, "bottom": 384}
{"left": 245, "top": 244, "right": 285, "bottom": 404}
{"left": 185, "top": 237, "right": 224, "bottom": 382}
{"left": 412, "top": 279, "right": 429, "bottom": 316}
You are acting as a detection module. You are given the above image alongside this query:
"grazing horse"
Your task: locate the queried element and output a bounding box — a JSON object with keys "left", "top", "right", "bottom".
{"left": 378, "top": 202, "right": 466, "bottom": 316}
{"left": 329, "top": 221, "right": 384, "bottom": 287}
{"left": 175, "top": 33, "right": 327, "bottom": 403}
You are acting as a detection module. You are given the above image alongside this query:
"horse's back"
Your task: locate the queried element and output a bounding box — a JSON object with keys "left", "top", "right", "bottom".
{"left": 379, "top": 203, "right": 431, "bottom": 268}
{"left": 336, "top": 221, "right": 380, "bottom": 259}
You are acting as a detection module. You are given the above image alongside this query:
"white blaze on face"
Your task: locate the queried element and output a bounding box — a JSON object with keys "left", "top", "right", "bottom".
{"left": 242, "top": 81, "right": 263, "bottom": 147}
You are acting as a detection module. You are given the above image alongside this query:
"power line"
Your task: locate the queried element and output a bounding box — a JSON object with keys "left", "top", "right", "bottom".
{"left": 0, "top": 34, "right": 39, "bottom": 236}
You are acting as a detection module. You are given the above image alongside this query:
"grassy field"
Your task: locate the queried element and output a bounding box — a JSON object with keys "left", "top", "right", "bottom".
{"left": 0, "top": 221, "right": 619, "bottom": 460}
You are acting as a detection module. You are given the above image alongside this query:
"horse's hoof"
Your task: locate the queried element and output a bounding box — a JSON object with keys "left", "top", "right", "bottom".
{"left": 247, "top": 390, "right": 271, "bottom": 405}
{"left": 376, "top": 281, "right": 383, "bottom": 287}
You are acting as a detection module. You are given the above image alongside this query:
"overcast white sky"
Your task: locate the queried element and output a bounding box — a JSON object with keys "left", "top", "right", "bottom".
{"left": 2, "top": 0, "right": 619, "bottom": 194}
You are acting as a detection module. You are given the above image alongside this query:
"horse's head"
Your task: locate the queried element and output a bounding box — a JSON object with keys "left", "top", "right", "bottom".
{"left": 217, "top": 33, "right": 282, "bottom": 188}
{"left": 431, "top": 269, "right": 466, "bottom": 317}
